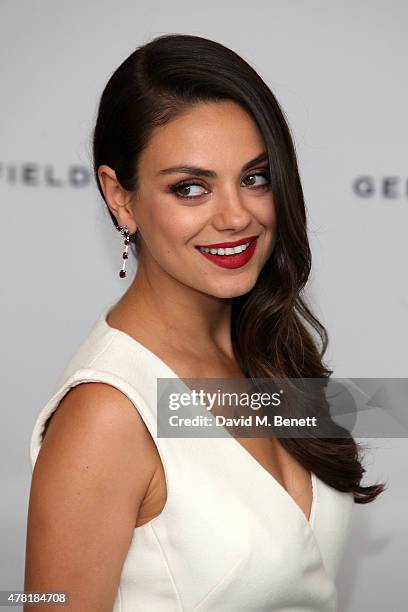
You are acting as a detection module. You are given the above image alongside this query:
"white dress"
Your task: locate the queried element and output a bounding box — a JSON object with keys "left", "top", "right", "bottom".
{"left": 29, "top": 301, "right": 354, "bottom": 611}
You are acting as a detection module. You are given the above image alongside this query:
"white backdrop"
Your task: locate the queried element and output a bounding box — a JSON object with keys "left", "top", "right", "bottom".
{"left": 1, "top": 1, "right": 407, "bottom": 609}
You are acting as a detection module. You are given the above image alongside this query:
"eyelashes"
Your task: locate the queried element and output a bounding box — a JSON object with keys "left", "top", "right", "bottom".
{"left": 168, "top": 169, "right": 271, "bottom": 201}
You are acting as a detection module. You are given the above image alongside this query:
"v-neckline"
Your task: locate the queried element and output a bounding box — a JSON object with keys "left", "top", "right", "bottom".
{"left": 99, "top": 301, "right": 317, "bottom": 528}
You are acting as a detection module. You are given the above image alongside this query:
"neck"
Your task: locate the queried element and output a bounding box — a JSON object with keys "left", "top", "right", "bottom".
{"left": 118, "top": 259, "right": 236, "bottom": 360}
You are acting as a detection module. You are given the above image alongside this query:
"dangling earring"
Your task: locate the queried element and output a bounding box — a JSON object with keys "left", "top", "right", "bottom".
{"left": 116, "top": 225, "right": 131, "bottom": 278}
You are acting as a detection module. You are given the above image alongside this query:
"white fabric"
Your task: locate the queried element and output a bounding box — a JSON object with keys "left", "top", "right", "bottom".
{"left": 29, "top": 301, "right": 354, "bottom": 611}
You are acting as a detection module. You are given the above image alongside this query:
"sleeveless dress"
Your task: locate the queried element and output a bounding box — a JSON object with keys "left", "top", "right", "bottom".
{"left": 29, "top": 300, "right": 354, "bottom": 612}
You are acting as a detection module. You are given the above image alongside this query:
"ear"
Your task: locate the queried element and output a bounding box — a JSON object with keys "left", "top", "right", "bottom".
{"left": 97, "top": 164, "right": 138, "bottom": 234}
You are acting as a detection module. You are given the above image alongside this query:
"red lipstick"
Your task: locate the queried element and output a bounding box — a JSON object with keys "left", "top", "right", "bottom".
{"left": 195, "top": 235, "right": 259, "bottom": 269}
{"left": 196, "top": 235, "right": 258, "bottom": 248}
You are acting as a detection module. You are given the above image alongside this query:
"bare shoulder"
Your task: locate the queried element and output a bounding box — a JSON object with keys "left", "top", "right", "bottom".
{"left": 25, "top": 382, "right": 159, "bottom": 611}
{"left": 37, "top": 382, "right": 159, "bottom": 502}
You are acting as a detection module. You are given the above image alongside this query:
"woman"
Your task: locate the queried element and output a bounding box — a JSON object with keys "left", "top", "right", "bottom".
{"left": 25, "top": 33, "right": 386, "bottom": 611}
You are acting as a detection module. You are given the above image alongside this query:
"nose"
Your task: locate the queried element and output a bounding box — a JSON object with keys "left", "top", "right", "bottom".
{"left": 211, "top": 186, "right": 253, "bottom": 232}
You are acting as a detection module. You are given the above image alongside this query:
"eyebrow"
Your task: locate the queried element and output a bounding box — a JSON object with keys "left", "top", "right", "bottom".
{"left": 157, "top": 151, "right": 269, "bottom": 177}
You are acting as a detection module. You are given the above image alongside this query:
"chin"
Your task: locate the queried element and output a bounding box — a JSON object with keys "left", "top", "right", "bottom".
{"left": 208, "top": 279, "right": 256, "bottom": 299}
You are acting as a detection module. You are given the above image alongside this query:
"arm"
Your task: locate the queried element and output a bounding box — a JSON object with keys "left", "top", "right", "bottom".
{"left": 24, "top": 382, "right": 159, "bottom": 611}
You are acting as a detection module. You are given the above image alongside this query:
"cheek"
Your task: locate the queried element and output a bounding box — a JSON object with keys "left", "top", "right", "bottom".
{"left": 152, "top": 205, "right": 203, "bottom": 247}
{"left": 255, "top": 196, "right": 277, "bottom": 229}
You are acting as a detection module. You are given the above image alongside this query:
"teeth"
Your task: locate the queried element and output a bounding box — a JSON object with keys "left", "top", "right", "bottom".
{"left": 198, "top": 241, "right": 252, "bottom": 255}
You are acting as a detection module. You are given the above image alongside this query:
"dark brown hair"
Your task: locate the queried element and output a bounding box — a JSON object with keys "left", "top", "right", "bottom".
{"left": 92, "top": 33, "right": 386, "bottom": 504}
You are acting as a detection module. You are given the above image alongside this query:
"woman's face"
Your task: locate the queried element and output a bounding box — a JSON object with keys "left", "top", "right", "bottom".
{"left": 132, "top": 100, "right": 277, "bottom": 298}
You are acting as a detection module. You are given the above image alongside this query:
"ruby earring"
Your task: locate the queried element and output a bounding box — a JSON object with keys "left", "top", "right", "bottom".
{"left": 116, "top": 225, "right": 130, "bottom": 278}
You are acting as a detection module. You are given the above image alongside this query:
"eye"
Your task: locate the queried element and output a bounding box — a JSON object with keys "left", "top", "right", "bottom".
{"left": 243, "top": 170, "right": 271, "bottom": 189}
{"left": 169, "top": 181, "right": 208, "bottom": 200}
{"left": 168, "top": 169, "right": 271, "bottom": 201}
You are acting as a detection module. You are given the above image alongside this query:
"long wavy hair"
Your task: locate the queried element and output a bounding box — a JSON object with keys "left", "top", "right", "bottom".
{"left": 92, "top": 33, "right": 386, "bottom": 504}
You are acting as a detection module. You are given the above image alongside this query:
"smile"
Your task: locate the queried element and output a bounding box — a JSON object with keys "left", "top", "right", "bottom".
{"left": 194, "top": 237, "right": 259, "bottom": 269}
{"left": 197, "top": 240, "right": 252, "bottom": 255}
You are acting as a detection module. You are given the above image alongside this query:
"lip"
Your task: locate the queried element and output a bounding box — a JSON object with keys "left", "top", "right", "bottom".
{"left": 195, "top": 236, "right": 259, "bottom": 269}
{"left": 195, "top": 234, "right": 259, "bottom": 249}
